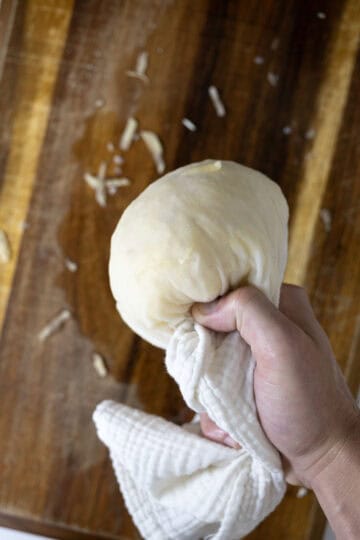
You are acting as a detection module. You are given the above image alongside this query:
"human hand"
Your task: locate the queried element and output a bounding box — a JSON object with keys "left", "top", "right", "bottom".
{"left": 192, "top": 285, "right": 359, "bottom": 487}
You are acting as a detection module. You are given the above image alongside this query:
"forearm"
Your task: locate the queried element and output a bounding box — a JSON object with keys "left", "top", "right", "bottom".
{"left": 311, "top": 416, "right": 360, "bottom": 539}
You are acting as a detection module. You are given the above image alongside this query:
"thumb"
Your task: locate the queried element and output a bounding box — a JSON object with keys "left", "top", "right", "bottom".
{"left": 192, "top": 286, "right": 297, "bottom": 359}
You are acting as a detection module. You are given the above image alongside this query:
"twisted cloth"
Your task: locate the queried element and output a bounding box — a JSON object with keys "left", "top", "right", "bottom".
{"left": 93, "top": 322, "right": 286, "bottom": 539}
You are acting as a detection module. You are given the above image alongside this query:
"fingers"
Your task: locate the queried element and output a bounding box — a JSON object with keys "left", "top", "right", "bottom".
{"left": 200, "top": 413, "right": 241, "bottom": 449}
{"left": 279, "top": 284, "right": 325, "bottom": 342}
{"left": 192, "top": 286, "right": 296, "bottom": 359}
{"left": 281, "top": 455, "right": 303, "bottom": 486}
{"left": 201, "top": 414, "right": 303, "bottom": 484}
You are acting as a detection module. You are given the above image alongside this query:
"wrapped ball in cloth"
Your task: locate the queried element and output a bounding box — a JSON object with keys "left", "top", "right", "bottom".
{"left": 94, "top": 160, "right": 289, "bottom": 540}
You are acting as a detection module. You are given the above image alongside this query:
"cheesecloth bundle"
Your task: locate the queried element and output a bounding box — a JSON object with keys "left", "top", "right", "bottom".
{"left": 93, "top": 160, "right": 289, "bottom": 539}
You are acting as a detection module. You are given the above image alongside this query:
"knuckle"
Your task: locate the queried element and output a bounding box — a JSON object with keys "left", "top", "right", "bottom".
{"left": 231, "top": 286, "right": 262, "bottom": 334}
{"left": 232, "top": 285, "right": 261, "bottom": 307}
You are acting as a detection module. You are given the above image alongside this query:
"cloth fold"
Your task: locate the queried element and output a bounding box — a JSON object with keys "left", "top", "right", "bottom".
{"left": 93, "top": 321, "right": 286, "bottom": 539}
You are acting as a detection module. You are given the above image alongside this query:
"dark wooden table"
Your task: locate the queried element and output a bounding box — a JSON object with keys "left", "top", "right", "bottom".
{"left": 0, "top": 1, "right": 359, "bottom": 538}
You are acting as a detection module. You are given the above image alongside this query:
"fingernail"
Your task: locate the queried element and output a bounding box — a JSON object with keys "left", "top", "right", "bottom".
{"left": 224, "top": 435, "right": 241, "bottom": 449}
{"left": 194, "top": 299, "right": 219, "bottom": 315}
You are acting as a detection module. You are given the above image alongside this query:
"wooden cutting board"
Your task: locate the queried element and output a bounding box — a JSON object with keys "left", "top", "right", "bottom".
{"left": 0, "top": 1, "right": 359, "bottom": 539}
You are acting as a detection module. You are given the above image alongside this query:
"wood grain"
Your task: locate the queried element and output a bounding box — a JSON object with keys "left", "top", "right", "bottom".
{"left": 0, "top": 0, "right": 74, "bottom": 327}
{"left": 285, "top": 0, "right": 360, "bottom": 284}
{"left": 0, "top": 1, "right": 359, "bottom": 539}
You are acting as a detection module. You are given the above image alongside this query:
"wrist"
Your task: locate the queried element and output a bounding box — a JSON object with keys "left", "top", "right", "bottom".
{"left": 293, "top": 406, "right": 360, "bottom": 487}
{"left": 310, "top": 411, "right": 360, "bottom": 488}
{"left": 310, "top": 412, "right": 360, "bottom": 539}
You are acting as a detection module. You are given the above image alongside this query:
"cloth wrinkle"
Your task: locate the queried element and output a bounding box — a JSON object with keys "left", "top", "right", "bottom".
{"left": 93, "top": 319, "right": 286, "bottom": 539}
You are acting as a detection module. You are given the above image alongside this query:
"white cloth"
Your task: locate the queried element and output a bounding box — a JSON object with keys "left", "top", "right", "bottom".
{"left": 93, "top": 321, "right": 286, "bottom": 540}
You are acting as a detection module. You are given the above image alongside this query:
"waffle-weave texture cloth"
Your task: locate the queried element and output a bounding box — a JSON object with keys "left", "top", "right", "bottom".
{"left": 93, "top": 320, "right": 286, "bottom": 540}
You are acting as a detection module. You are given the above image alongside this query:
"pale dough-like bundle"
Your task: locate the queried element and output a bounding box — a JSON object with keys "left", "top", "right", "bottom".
{"left": 109, "top": 160, "right": 288, "bottom": 348}
{"left": 95, "top": 160, "right": 289, "bottom": 539}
